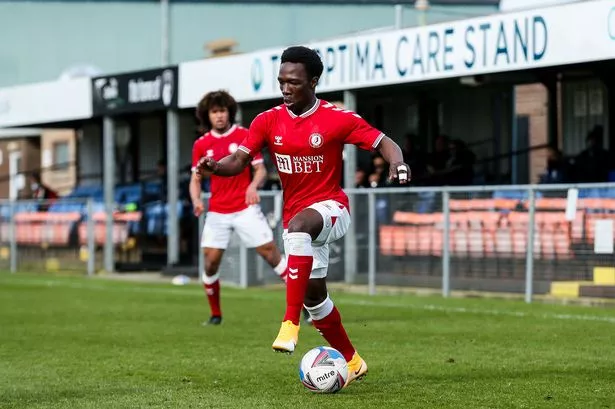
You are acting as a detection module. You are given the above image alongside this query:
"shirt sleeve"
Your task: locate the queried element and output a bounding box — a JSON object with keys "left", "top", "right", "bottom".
{"left": 239, "top": 113, "right": 268, "bottom": 158}
{"left": 191, "top": 139, "right": 203, "bottom": 173}
{"left": 251, "top": 152, "right": 264, "bottom": 166}
{"left": 342, "top": 112, "right": 385, "bottom": 151}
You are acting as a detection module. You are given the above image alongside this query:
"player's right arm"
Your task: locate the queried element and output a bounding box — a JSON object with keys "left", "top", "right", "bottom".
{"left": 190, "top": 139, "right": 206, "bottom": 216}
{"left": 190, "top": 172, "right": 205, "bottom": 217}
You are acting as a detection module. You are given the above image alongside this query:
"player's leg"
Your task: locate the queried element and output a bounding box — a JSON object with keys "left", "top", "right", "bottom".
{"left": 304, "top": 273, "right": 367, "bottom": 387}
{"left": 202, "top": 248, "right": 225, "bottom": 325}
{"left": 255, "top": 242, "right": 287, "bottom": 280}
{"left": 200, "top": 212, "right": 232, "bottom": 325}
{"left": 254, "top": 241, "right": 313, "bottom": 324}
{"left": 271, "top": 207, "right": 322, "bottom": 353}
{"left": 232, "top": 205, "right": 288, "bottom": 281}
{"left": 300, "top": 201, "right": 367, "bottom": 386}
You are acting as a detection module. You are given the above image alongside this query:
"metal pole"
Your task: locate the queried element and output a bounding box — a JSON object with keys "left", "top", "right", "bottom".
{"left": 442, "top": 190, "right": 451, "bottom": 297}
{"left": 415, "top": 0, "right": 429, "bottom": 27}
{"left": 103, "top": 116, "right": 115, "bottom": 274}
{"left": 161, "top": 0, "right": 170, "bottom": 66}
{"left": 87, "top": 199, "right": 95, "bottom": 276}
{"left": 198, "top": 209, "right": 205, "bottom": 283}
{"left": 510, "top": 89, "right": 518, "bottom": 184}
{"left": 367, "top": 191, "right": 376, "bottom": 295}
{"left": 525, "top": 188, "right": 536, "bottom": 303}
{"left": 9, "top": 201, "right": 17, "bottom": 273}
{"left": 394, "top": 4, "right": 403, "bottom": 29}
{"left": 166, "top": 109, "right": 179, "bottom": 265}
{"left": 239, "top": 243, "right": 248, "bottom": 288}
{"left": 343, "top": 91, "right": 358, "bottom": 284}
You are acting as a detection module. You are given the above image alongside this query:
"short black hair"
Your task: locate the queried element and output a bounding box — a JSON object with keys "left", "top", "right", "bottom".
{"left": 281, "top": 46, "right": 324, "bottom": 80}
{"left": 195, "top": 90, "right": 237, "bottom": 132}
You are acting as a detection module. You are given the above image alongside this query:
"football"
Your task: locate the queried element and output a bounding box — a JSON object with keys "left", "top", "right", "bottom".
{"left": 299, "top": 346, "right": 348, "bottom": 393}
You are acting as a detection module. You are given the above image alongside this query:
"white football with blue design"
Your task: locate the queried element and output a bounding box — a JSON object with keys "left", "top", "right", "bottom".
{"left": 299, "top": 346, "right": 348, "bottom": 393}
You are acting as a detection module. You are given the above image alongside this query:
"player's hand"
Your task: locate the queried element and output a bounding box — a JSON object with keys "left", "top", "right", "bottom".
{"left": 197, "top": 156, "right": 218, "bottom": 177}
{"left": 245, "top": 185, "right": 260, "bottom": 205}
{"left": 389, "top": 161, "right": 411, "bottom": 185}
{"left": 193, "top": 199, "right": 205, "bottom": 217}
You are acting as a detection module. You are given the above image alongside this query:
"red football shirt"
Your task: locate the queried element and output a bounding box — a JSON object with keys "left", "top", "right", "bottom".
{"left": 239, "top": 100, "right": 383, "bottom": 227}
{"left": 192, "top": 125, "right": 264, "bottom": 214}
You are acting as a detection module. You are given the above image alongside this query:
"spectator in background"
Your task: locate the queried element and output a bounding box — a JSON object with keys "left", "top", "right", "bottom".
{"left": 539, "top": 147, "right": 569, "bottom": 184}
{"left": 28, "top": 173, "right": 58, "bottom": 211}
{"left": 443, "top": 139, "right": 475, "bottom": 186}
{"left": 355, "top": 168, "right": 369, "bottom": 188}
{"left": 368, "top": 154, "right": 389, "bottom": 188}
{"left": 573, "top": 126, "right": 610, "bottom": 183}
{"left": 426, "top": 134, "right": 450, "bottom": 186}
{"left": 402, "top": 133, "right": 427, "bottom": 184}
{"left": 157, "top": 159, "right": 168, "bottom": 201}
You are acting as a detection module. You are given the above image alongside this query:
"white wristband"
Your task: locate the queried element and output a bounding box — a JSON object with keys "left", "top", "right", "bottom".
{"left": 397, "top": 165, "right": 408, "bottom": 181}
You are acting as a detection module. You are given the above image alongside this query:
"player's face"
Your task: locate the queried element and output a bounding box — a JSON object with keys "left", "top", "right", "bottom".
{"left": 208, "top": 106, "right": 230, "bottom": 133}
{"left": 278, "top": 62, "right": 317, "bottom": 113}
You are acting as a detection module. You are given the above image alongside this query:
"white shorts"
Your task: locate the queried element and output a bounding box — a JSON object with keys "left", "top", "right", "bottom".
{"left": 283, "top": 200, "right": 351, "bottom": 279}
{"left": 201, "top": 205, "right": 274, "bottom": 249}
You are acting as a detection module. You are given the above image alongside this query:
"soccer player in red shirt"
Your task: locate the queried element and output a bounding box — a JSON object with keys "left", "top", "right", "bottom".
{"left": 190, "top": 90, "right": 291, "bottom": 326}
{"left": 196, "top": 47, "right": 409, "bottom": 386}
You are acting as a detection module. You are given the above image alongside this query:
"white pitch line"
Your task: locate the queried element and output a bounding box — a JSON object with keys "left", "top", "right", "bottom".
{"left": 4, "top": 277, "right": 615, "bottom": 325}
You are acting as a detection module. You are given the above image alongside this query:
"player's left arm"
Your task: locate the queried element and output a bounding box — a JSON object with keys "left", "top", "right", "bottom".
{"left": 375, "top": 136, "right": 410, "bottom": 184}
{"left": 246, "top": 158, "right": 267, "bottom": 205}
{"left": 343, "top": 112, "right": 410, "bottom": 184}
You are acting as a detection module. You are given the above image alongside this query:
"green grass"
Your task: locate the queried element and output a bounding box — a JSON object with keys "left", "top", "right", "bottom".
{"left": 1, "top": 273, "right": 614, "bottom": 409}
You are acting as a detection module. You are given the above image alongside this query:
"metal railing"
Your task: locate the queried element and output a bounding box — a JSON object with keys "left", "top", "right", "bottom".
{"left": 0, "top": 198, "right": 97, "bottom": 275}
{"left": 4, "top": 182, "right": 615, "bottom": 302}
{"left": 199, "top": 182, "right": 615, "bottom": 302}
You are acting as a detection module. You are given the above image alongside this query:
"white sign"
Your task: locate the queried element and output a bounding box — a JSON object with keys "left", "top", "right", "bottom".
{"left": 565, "top": 188, "right": 578, "bottom": 221}
{"left": 594, "top": 219, "right": 614, "bottom": 254}
{"left": 0, "top": 78, "right": 92, "bottom": 128}
{"left": 180, "top": 0, "right": 615, "bottom": 107}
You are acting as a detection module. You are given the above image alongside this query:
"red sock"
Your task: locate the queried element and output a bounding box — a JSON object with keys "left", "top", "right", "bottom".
{"left": 203, "top": 275, "right": 221, "bottom": 317}
{"left": 282, "top": 232, "right": 313, "bottom": 325}
{"left": 313, "top": 306, "right": 356, "bottom": 362}
{"left": 283, "top": 254, "right": 313, "bottom": 325}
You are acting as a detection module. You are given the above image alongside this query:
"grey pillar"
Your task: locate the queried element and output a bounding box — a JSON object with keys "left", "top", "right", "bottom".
{"left": 343, "top": 90, "right": 358, "bottom": 284}
{"left": 166, "top": 109, "right": 180, "bottom": 265}
{"left": 394, "top": 4, "right": 403, "bottom": 29}
{"left": 103, "top": 116, "right": 115, "bottom": 273}
{"left": 547, "top": 79, "right": 559, "bottom": 148}
{"left": 161, "top": 0, "right": 170, "bottom": 66}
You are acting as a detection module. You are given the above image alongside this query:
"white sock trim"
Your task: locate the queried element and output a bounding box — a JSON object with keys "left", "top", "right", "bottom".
{"left": 286, "top": 232, "right": 313, "bottom": 256}
{"left": 304, "top": 295, "right": 334, "bottom": 321}
{"left": 203, "top": 272, "right": 220, "bottom": 285}
{"left": 273, "top": 255, "right": 287, "bottom": 276}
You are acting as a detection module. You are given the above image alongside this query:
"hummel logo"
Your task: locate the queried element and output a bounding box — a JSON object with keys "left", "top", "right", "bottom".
{"left": 288, "top": 267, "right": 299, "bottom": 280}
{"left": 274, "top": 135, "right": 283, "bottom": 146}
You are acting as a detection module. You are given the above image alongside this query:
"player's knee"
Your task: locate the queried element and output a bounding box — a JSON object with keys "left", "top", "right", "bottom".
{"left": 205, "top": 260, "right": 220, "bottom": 275}
{"left": 303, "top": 293, "right": 327, "bottom": 308}
{"left": 287, "top": 218, "right": 310, "bottom": 234}
{"left": 288, "top": 209, "right": 322, "bottom": 239}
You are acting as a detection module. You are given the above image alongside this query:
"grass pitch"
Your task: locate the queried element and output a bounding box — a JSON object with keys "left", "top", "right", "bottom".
{"left": 1, "top": 273, "right": 614, "bottom": 408}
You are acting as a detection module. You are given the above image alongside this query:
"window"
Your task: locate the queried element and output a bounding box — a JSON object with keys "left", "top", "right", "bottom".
{"left": 53, "top": 141, "right": 69, "bottom": 170}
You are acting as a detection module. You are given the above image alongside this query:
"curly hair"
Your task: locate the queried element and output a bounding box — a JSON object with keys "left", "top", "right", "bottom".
{"left": 195, "top": 90, "right": 238, "bottom": 132}
{"left": 281, "top": 46, "right": 324, "bottom": 80}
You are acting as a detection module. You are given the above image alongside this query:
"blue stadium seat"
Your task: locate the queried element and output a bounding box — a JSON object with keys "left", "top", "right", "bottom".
{"left": 492, "top": 190, "right": 543, "bottom": 200}
{"left": 143, "top": 201, "right": 184, "bottom": 236}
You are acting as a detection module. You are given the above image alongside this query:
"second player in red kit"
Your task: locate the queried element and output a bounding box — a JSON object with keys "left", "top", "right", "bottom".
{"left": 190, "top": 91, "right": 292, "bottom": 326}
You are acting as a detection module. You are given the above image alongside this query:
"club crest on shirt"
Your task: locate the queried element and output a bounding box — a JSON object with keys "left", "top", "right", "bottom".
{"left": 228, "top": 143, "right": 238, "bottom": 153}
{"left": 309, "top": 133, "right": 323, "bottom": 148}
